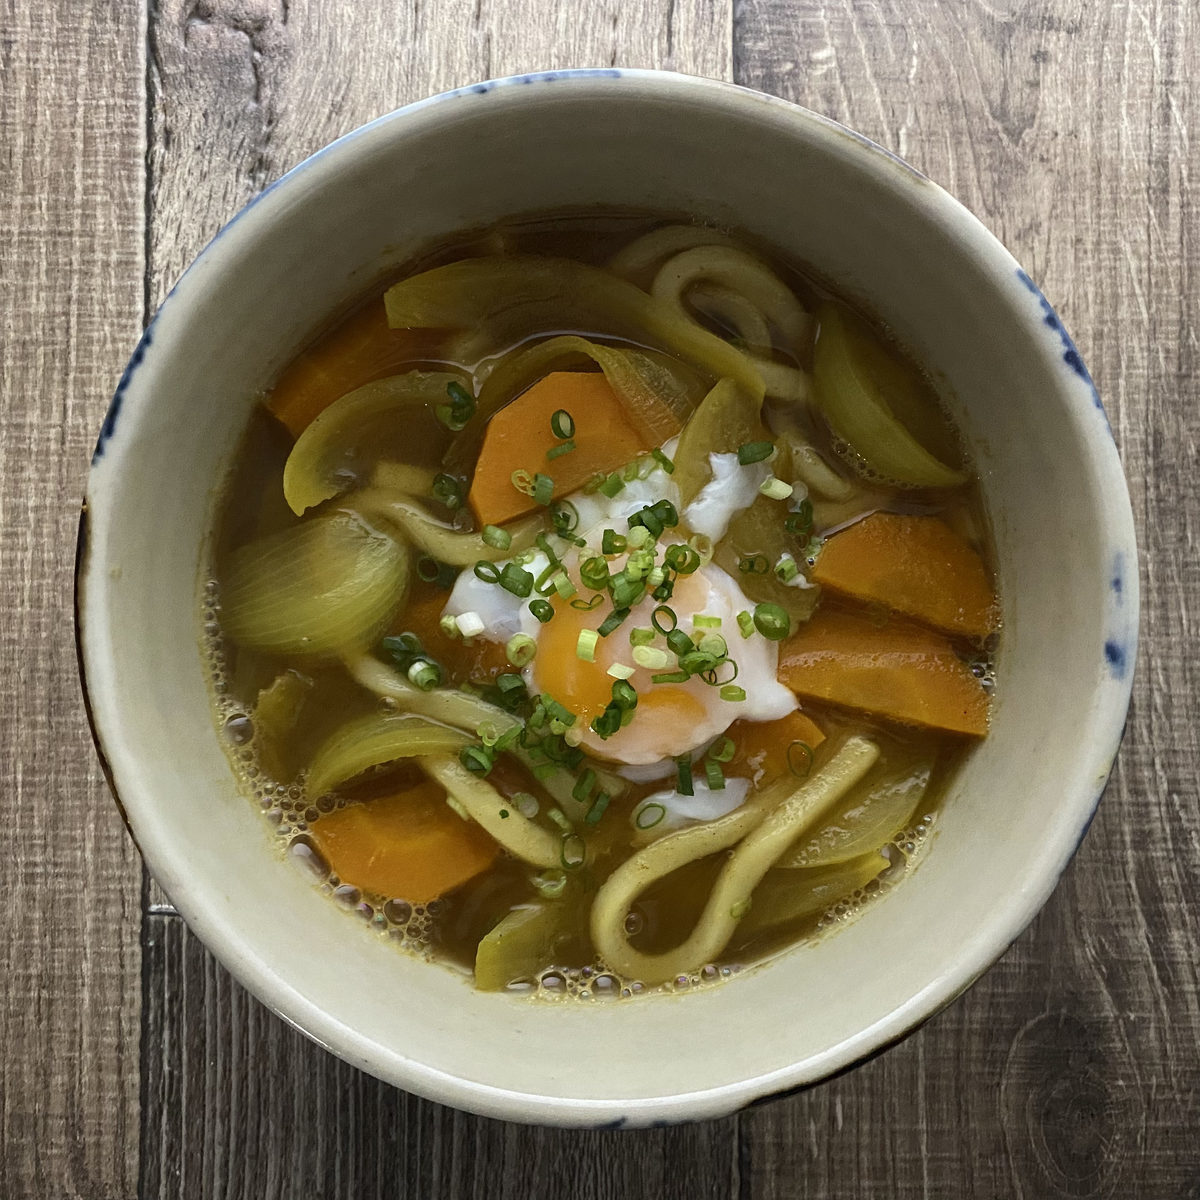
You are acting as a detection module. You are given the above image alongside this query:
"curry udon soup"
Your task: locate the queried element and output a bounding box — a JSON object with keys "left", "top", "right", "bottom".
{"left": 206, "top": 214, "right": 998, "bottom": 998}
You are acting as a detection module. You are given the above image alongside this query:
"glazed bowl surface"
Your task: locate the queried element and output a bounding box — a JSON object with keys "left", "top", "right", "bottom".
{"left": 77, "top": 69, "right": 1137, "bottom": 1126}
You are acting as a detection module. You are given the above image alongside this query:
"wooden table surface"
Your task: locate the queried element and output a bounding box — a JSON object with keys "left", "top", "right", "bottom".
{"left": 4, "top": 1, "right": 1197, "bottom": 1196}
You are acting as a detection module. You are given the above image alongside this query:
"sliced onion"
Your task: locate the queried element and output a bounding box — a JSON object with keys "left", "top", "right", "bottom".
{"left": 305, "top": 711, "right": 469, "bottom": 800}
{"left": 220, "top": 510, "right": 410, "bottom": 659}
{"left": 282, "top": 371, "right": 467, "bottom": 515}
{"left": 672, "top": 378, "right": 768, "bottom": 507}
{"left": 737, "top": 853, "right": 889, "bottom": 938}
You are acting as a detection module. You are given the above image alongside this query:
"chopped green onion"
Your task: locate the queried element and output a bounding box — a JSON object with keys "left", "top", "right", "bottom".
{"left": 736, "top": 610, "right": 754, "bottom": 639}
{"left": 506, "top": 634, "right": 537, "bottom": 666}
{"left": 626, "top": 525, "right": 652, "bottom": 549}
{"left": 601, "top": 529, "right": 627, "bottom": 555}
{"left": 571, "top": 594, "right": 604, "bottom": 611}
{"left": 697, "top": 633, "right": 728, "bottom": 658}
{"left": 546, "top": 439, "right": 576, "bottom": 461}
{"left": 651, "top": 448, "right": 675, "bottom": 473}
{"left": 635, "top": 802, "right": 667, "bottom": 830}
{"left": 705, "top": 760, "right": 726, "bottom": 791}
{"left": 407, "top": 659, "right": 442, "bottom": 691}
{"left": 737, "top": 440, "right": 774, "bottom": 465}
{"left": 572, "top": 768, "right": 596, "bottom": 803}
{"left": 541, "top": 697, "right": 577, "bottom": 727}
{"left": 664, "top": 544, "right": 701, "bottom": 574}
{"left": 439, "top": 613, "right": 460, "bottom": 638}
{"left": 630, "top": 627, "right": 656, "bottom": 647}
{"left": 547, "top": 806, "right": 573, "bottom": 832}
{"left": 432, "top": 472, "right": 465, "bottom": 509}
{"left": 647, "top": 566, "right": 666, "bottom": 587}
{"left": 597, "top": 607, "right": 631, "bottom": 638}
{"left": 496, "top": 672, "right": 525, "bottom": 694}
{"left": 511, "top": 468, "right": 535, "bottom": 496}
{"left": 676, "top": 755, "right": 695, "bottom": 796}
{"left": 477, "top": 720, "right": 500, "bottom": 747}
{"left": 576, "top": 628, "right": 599, "bottom": 662}
{"left": 531, "top": 869, "right": 566, "bottom": 897}
{"left": 532, "top": 473, "right": 554, "bottom": 506}
{"left": 628, "top": 506, "right": 663, "bottom": 537}
{"left": 580, "top": 556, "right": 610, "bottom": 590}
{"left": 551, "top": 499, "right": 580, "bottom": 535}
{"left": 652, "top": 577, "right": 675, "bottom": 601}
{"left": 550, "top": 409, "right": 576, "bottom": 439}
{"left": 760, "top": 475, "right": 794, "bottom": 500}
{"left": 666, "top": 629, "right": 695, "bottom": 658}
{"left": 651, "top": 605, "right": 677, "bottom": 634}
{"left": 560, "top": 834, "right": 586, "bottom": 870}
{"left": 609, "top": 574, "right": 645, "bottom": 610}
{"left": 632, "top": 645, "right": 669, "bottom": 670}
{"left": 693, "top": 614, "right": 722, "bottom": 629}
{"left": 563, "top": 725, "right": 584, "bottom": 748}
{"left": 738, "top": 554, "right": 769, "bottom": 574}
{"left": 611, "top": 679, "right": 638, "bottom": 710}
{"left": 623, "top": 460, "right": 640, "bottom": 481}
{"left": 774, "top": 554, "right": 800, "bottom": 583}
{"left": 708, "top": 736, "right": 736, "bottom": 762}
{"left": 785, "top": 499, "right": 814, "bottom": 539}
{"left": 529, "top": 598, "right": 554, "bottom": 623}
{"left": 788, "top": 740, "right": 814, "bottom": 777}
{"left": 459, "top": 744, "right": 494, "bottom": 776}
{"left": 607, "top": 662, "right": 636, "bottom": 679}
{"left": 455, "top": 611, "right": 485, "bottom": 639}
{"left": 473, "top": 560, "right": 501, "bottom": 584}
{"left": 436, "top": 381, "right": 476, "bottom": 431}
{"left": 552, "top": 571, "right": 577, "bottom": 599}
{"left": 599, "top": 472, "right": 625, "bottom": 498}
{"left": 652, "top": 499, "right": 679, "bottom": 526}
{"left": 481, "top": 524, "right": 512, "bottom": 550}
{"left": 585, "top": 791, "right": 611, "bottom": 825}
{"left": 651, "top": 670, "right": 690, "bottom": 684}
{"left": 416, "top": 556, "right": 440, "bottom": 583}
{"left": 499, "top": 563, "right": 534, "bottom": 597}
{"left": 720, "top": 685, "right": 747, "bottom": 702}
{"left": 753, "top": 602, "right": 790, "bottom": 641}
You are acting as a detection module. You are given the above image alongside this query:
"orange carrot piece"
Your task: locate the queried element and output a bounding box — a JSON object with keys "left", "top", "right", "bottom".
{"left": 390, "top": 584, "right": 511, "bottom": 684}
{"left": 812, "top": 513, "right": 997, "bottom": 640}
{"left": 467, "top": 372, "right": 677, "bottom": 526}
{"left": 266, "top": 301, "right": 433, "bottom": 437}
{"left": 778, "top": 609, "right": 990, "bottom": 737}
{"left": 311, "top": 779, "right": 499, "bottom": 903}
{"left": 725, "top": 711, "right": 827, "bottom": 789}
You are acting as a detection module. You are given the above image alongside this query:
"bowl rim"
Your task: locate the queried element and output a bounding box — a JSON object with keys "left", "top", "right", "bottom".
{"left": 75, "top": 67, "right": 1139, "bottom": 1126}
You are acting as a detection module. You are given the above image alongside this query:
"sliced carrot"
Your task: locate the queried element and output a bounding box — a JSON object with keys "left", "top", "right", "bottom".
{"left": 778, "top": 609, "right": 990, "bottom": 737}
{"left": 267, "top": 300, "right": 437, "bottom": 437}
{"left": 812, "top": 513, "right": 997, "bottom": 640}
{"left": 311, "top": 779, "right": 499, "bottom": 903}
{"left": 724, "top": 711, "right": 827, "bottom": 789}
{"left": 467, "top": 372, "right": 678, "bottom": 526}
{"left": 390, "top": 584, "right": 511, "bottom": 684}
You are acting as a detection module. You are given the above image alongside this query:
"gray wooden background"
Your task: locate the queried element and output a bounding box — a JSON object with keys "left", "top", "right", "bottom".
{"left": 4, "top": 1, "right": 1197, "bottom": 1196}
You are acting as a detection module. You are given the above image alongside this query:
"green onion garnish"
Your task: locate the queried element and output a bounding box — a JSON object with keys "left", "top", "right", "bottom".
{"left": 609, "top": 574, "right": 645, "bottom": 610}
{"left": 599, "top": 472, "right": 625, "bottom": 498}
{"left": 601, "top": 529, "right": 627, "bottom": 555}
{"left": 407, "top": 659, "right": 442, "bottom": 691}
{"left": 651, "top": 448, "right": 675, "bottom": 473}
{"left": 664, "top": 544, "right": 701, "bottom": 574}
{"left": 506, "top": 634, "right": 537, "bottom": 666}
{"left": 736, "top": 610, "right": 754, "bottom": 638}
{"left": 626, "top": 525, "right": 652, "bottom": 549}
{"left": 580, "top": 556, "right": 610, "bottom": 590}
{"left": 697, "top": 632, "right": 728, "bottom": 658}
{"left": 737, "top": 440, "right": 774, "bottom": 465}
{"left": 529, "top": 598, "right": 554, "bottom": 623}
{"left": 576, "top": 628, "right": 599, "bottom": 662}
{"left": 785, "top": 499, "right": 814, "bottom": 539}
{"left": 788, "top": 740, "right": 814, "bottom": 777}
{"left": 546, "top": 439, "right": 576, "bottom": 461}
{"left": 676, "top": 755, "right": 695, "bottom": 796}
{"left": 514, "top": 792, "right": 539, "bottom": 819}
{"left": 759, "top": 475, "right": 794, "bottom": 500}
{"left": 511, "top": 468, "right": 535, "bottom": 496}
{"left": 666, "top": 628, "right": 695, "bottom": 658}
{"left": 439, "top": 613, "right": 460, "bottom": 638}
{"left": 570, "top": 594, "right": 604, "bottom": 611}
{"left": 738, "top": 554, "right": 769, "bottom": 574}
{"left": 708, "top": 736, "right": 735, "bottom": 762}
{"left": 432, "top": 472, "right": 464, "bottom": 510}
{"left": 551, "top": 499, "right": 580, "bottom": 536}
{"left": 455, "top": 611, "right": 485, "bottom": 639}
{"left": 460, "top": 744, "right": 494, "bottom": 776}
{"left": 416, "top": 556, "right": 440, "bottom": 583}
{"left": 572, "top": 768, "right": 596, "bottom": 803}
{"left": 630, "top": 627, "right": 655, "bottom": 647}
{"left": 720, "top": 684, "right": 747, "bottom": 702}
{"left": 496, "top": 672, "right": 525, "bottom": 694}
{"left": 597, "top": 607, "right": 631, "bottom": 638}
{"left": 436, "top": 380, "right": 476, "bottom": 431}
{"left": 550, "top": 409, "right": 576, "bottom": 439}
{"left": 607, "top": 662, "right": 635, "bottom": 679}
{"left": 585, "top": 791, "right": 611, "bottom": 825}
{"left": 774, "top": 554, "right": 800, "bottom": 583}
{"left": 753, "top": 602, "right": 790, "bottom": 641}
{"left": 632, "top": 645, "right": 669, "bottom": 670}
{"left": 481, "top": 524, "right": 511, "bottom": 550}
{"left": 651, "top": 605, "right": 677, "bottom": 634}
{"left": 547, "top": 808, "right": 572, "bottom": 835}
{"left": 651, "top": 670, "right": 690, "bottom": 684}
{"left": 499, "top": 563, "right": 534, "bottom": 597}
{"left": 472, "top": 561, "right": 501, "bottom": 584}
{"left": 611, "top": 679, "right": 638, "bottom": 710}
{"left": 531, "top": 869, "right": 565, "bottom": 897}
{"left": 635, "top": 802, "right": 666, "bottom": 830}
{"left": 693, "top": 614, "right": 722, "bottom": 629}
{"left": 560, "top": 834, "right": 586, "bottom": 870}
{"left": 541, "top": 696, "right": 577, "bottom": 727}
{"left": 705, "top": 760, "right": 726, "bottom": 791}
{"left": 652, "top": 577, "right": 675, "bottom": 601}
{"left": 532, "top": 473, "right": 554, "bottom": 506}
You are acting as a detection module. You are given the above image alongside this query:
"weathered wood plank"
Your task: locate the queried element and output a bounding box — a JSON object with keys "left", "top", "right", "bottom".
{"left": 734, "top": 0, "right": 1200, "bottom": 1194}
{"left": 0, "top": 2, "right": 145, "bottom": 1197}
{"left": 140, "top": 2, "right": 734, "bottom": 1196}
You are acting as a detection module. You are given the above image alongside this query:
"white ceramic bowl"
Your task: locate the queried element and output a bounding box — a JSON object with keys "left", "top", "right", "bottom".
{"left": 77, "top": 70, "right": 1137, "bottom": 1126}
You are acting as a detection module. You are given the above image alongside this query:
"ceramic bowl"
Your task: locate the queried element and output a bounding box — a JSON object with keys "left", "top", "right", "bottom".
{"left": 76, "top": 69, "right": 1137, "bottom": 1126}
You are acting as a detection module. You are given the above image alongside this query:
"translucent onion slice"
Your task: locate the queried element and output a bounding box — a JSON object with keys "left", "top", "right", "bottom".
{"left": 220, "top": 511, "right": 410, "bottom": 659}
{"left": 672, "top": 378, "right": 768, "bottom": 507}
{"left": 474, "top": 888, "right": 589, "bottom": 991}
{"left": 589, "top": 736, "right": 880, "bottom": 985}
{"left": 282, "top": 371, "right": 468, "bottom": 515}
{"left": 353, "top": 488, "right": 545, "bottom": 566}
{"left": 305, "top": 711, "right": 469, "bottom": 800}
{"left": 420, "top": 753, "right": 565, "bottom": 868}
{"left": 382, "top": 255, "right": 764, "bottom": 397}
{"left": 253, "top": 669, "right": 314, "bottom": 781}
{"left": 608, "top": 223, "right": 740, "bottom": 282}
{"left": 736, "top": 853, "right": 889, "bottom": 939}
{"left": 777, "top": 757, "right": 932, "bottom": 869}
{"left": 812, "top": 303, "right": 966, "bottom": 488}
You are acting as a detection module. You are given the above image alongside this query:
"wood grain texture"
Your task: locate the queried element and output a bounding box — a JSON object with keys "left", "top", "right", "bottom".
{"left": 734, "top": 0, "right": 1200, "bottom": 1195}
{"left": 0, "top": 2, "right": 145, "bottom": 1197}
